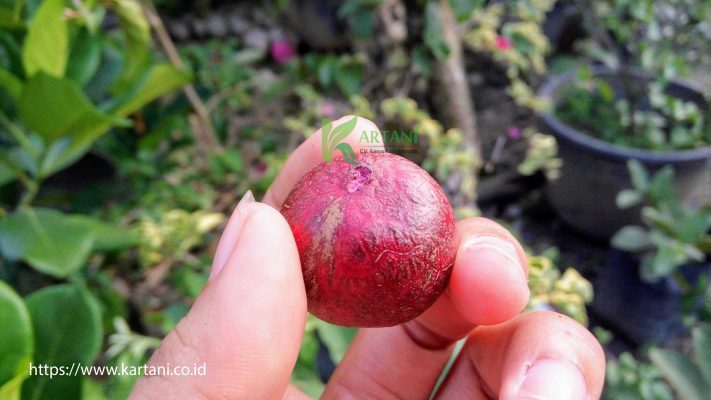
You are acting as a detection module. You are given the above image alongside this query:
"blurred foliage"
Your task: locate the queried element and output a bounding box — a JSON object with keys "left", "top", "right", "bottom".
{"left": 526, "top": 248, "right": 593, "bottom": 325}
{"left": 556, "top": 0, "right": 711, "bottom": 150}
{"left": 604, "top": 352, "right": 673, "bottom": 400}
{"left": 380, "top": 96, "right": 479, "bottom": 217}
{"left": 462, "top": 0, "right": 554, "bottom": 112}
{"left": 612, "top": 160, "right": 711, "bottom": 282}
{"left": 136, "top": 210, "right": 223, "bottom": 268}
{"left": 650, "top": 323, "right": 711, "bottom": 400}
{"left": 291, "top": 315, "right": 357, "bottom": 397}
{"left": 0, "top": 0, "right": 634, "bottom": 398}
{"left": 0, "top": 0, "right": 188, "bottom": 397}
{"left": 517, "top": 128, "right": 561, "bottom": 180}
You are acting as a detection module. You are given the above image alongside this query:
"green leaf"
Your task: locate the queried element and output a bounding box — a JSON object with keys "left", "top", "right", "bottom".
{"left": 0, "top": 281, "right": 33, "bottom": 388}
{"left": 66, "top": 30, "right": 102, "bottom": 87}
{"left": 108, "top": 0, "right": 151, "bottom": 92}
{"left": 0, "top": 372, "right": 26, "bottom": 400}
{"left": 642, "top": 207, "right": 676, "bottom": 235}
{"left": 317, "top": 56, "right": 336, "bottom": 87}
{"left": 81, "top": 378, "right": 107, "bottom": 400}
{"left": 68, "top": 215, "right": 139, "bottom": 252}
{"left": 19, "top": 73, "right": 113, "bottom": 144}
{"left": 692, "top": 325, "right": 711, "bottom": 384}
{"left": 642, "top": 244, "right": 686, "bottom": 281}
{"left": 0, "top": 5, "right": 24, "bottom": 29}
{"left": 291, "top": 361, "right": 324, "bottom": 398}
{"left": 348, "top": 9, "right": 376, "bottom": 39}
{"left": 334, "top": 142, "right": 359, "bottom": 165}
{"left": 315, "top": 319, "right": 357, "bottom": 363}
{"left": 649, "top": 166, "right": 676, "bottom": 204}
{"left": 412, "top": 45, "right": 432, "bottom": 76}
{"left": 677, "top": 212, "right": 711, "bottom": 244}
{"left": 448, "top": 0, "right": 484, "bottom": 22}
{"left": 328, "top": 116, "right": 358, "bottom": 151}
{"left": 22, "top": 0, "right": 68, "bottom": 77}
{"left": 0, "top": 162, "right": 16, "bottom": 186}
{"left": 0, "top": 30, "right": 23, "bottom": 77}
{"left": 650, "top": 348, "right": 709, "bottom": 400}
{"left": 22, "top": 284, "right": 103, "bottom": 400}
{"left": 627, "top": 159, "right": 649, "bottom": 191}
{"left": 0, "top": 68, "right": 23, "bottom": 101}
{"left": 424, "top": 2, "right": 450, "bottom": 60}
{"left": 173, "top": 267, "right": 207, "bottom": 299}
{"left": 0, "top": 208, "right": 94, "bottom": 278}
{"left": 335, "top": 62, "right": 362, "bottom": 96}
{"left": 612, "top": 226, "right": 651, "bottom": 252}
{"left": 616, "top": 189, "right": 643, "bottom": 209}
{"left": 111, "top": 63, "right": 190, "bottom": 117}
{"left": 320, "top": 119, "right": 333, "bottom": 162}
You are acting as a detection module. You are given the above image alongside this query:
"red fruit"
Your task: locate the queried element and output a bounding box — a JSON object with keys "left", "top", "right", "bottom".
{"left": 281, "top": 153, "right": 457, "bottom": 327}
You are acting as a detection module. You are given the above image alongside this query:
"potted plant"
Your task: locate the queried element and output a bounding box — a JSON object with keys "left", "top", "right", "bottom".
{"left": 537, "top": 0, "right": 711, "bottom": 238}
{"left": 592, "top": 161, "right": 711, "bottom": 344}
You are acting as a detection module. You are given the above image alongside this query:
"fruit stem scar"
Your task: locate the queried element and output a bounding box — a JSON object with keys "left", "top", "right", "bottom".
{"left": 347, "top": 165, "right": 373, "bottom": 193}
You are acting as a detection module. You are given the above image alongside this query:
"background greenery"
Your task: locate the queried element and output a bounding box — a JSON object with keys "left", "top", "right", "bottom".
{"left": 0, "top": 0, "right": 709, "bottom": 399}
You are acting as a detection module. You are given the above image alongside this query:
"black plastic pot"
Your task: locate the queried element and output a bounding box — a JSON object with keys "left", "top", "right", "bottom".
{"left": 538, "top": 67, "right": 711, "bottom": 239}
{"left": 591, "top": 250, "right": 711, "bottom": 344}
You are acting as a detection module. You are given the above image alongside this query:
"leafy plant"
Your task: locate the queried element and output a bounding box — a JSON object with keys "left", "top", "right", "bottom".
{"left": 612, "top": 160, "right": 711, "bottom": 282}
{"left": 526, "top": 248, "right": 593, "bottom": 325}
{"left": 517, "top": 129, "right": 562, "bottom": 180}
{"left": 0, "top": 281, "right": 32, "bottom": 400}
{"left": 604, "top": 352, "right": 673, "bottom": 400}
{"left": 0, "top": 281, "right": 104, "bottom": 400}
{"left": 290, "top": 315, "right": 357, "bottom": 398}
{"left": 0, "top": 1, "right": 189, "bottom": 398}
{"left": 462, "top": 0, "right": 554, "bottom": 112}
{"left": 0, "top": 0, "right": 189, "bottom": 188}
{"left": 337, "top": 0, "right": 381, "bottom": 40}
{"left": 555, "top": 0, "right": 711, "bottom": 151}
{"left": 650, "top": 323, "right": 711, "bottom": 400}
{"left": 380, "top": 96, "right": 479, "bottom": 217}
{"left": 289, "top": 53, "right": 365, "bottom": 97}
{"left": 0, "top": 0, "right": 187, "bottom": 278}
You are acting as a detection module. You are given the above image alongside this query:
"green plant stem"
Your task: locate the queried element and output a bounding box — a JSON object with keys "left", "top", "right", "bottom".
{"left": 0, "top": 151, "right": 34, "bottom": 193}
{"left": 18, "top": 178, "right": 40, "bottom": 207}
{"left": 0, "top": 109, "right": 40, "bottom": 159}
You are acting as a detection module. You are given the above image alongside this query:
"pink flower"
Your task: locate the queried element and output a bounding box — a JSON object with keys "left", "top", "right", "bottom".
{"left": 495, "top": 36, "right": 512, "bottom": 51}
{"left": 270, "top": 40, "right": 296, "bottom": 64}
{"left": 507, "top": 126, "right": 522, "bottom": 140}
{"left": 319, "top": 101, "right": 336, "bottom": 118}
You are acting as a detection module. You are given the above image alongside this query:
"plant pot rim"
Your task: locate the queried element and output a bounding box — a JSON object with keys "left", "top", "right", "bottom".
{"left": 538, "top": 65, "right": 711, "bottom": 165}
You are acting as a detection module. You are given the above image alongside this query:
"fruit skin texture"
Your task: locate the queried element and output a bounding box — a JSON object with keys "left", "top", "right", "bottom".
{"left": 281, "top": 153, "right": 457, "bottom": 327}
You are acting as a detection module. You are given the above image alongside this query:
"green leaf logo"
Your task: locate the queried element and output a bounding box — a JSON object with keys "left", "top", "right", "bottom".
{"left": 321, "top": 116, "right": 359, "bottom": 165}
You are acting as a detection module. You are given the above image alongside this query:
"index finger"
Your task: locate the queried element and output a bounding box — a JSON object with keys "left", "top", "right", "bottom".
{"left": 262, "top": 115, "right": 384, "bottom": 208}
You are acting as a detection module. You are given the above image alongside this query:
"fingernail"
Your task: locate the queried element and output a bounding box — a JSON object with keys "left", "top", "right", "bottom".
{"left": 517, "top": 359, "right": 587, "bottom": 400}
{"left": 461, "top": 235, "right": 527, "bottom": 287}
{"left": 210, "top": 190, "right": 255, "bottom": 281}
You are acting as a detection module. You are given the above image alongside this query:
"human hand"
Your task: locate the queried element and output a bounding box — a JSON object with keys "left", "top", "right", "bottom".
{"left": 129, "top": 116, "right": 605, "bottom": 399}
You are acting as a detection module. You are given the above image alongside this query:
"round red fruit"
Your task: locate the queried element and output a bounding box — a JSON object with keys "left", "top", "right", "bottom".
{"left": 281, "top": 153, "right": 457, "bottom": 327}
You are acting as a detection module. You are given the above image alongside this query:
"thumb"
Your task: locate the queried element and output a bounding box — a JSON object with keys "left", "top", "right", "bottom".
{"left": 130, "top": 192, "right": 307, "bottom": 399}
